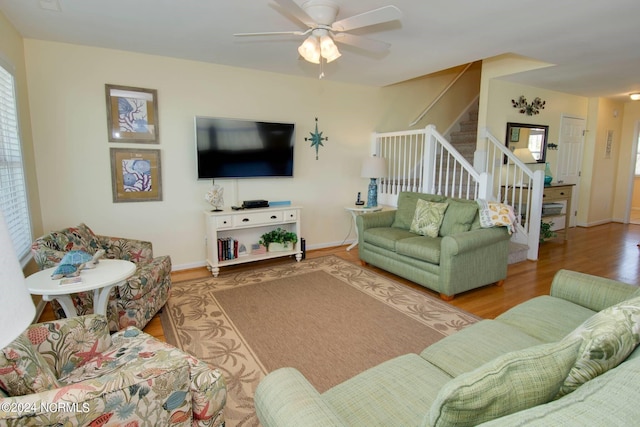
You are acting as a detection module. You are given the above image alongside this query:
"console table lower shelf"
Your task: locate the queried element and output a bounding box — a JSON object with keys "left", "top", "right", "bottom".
{"left": 204, "top": 206, "right": 302, "bottom": 277}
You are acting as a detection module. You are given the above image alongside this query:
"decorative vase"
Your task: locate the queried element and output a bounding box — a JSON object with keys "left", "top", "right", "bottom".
{"left": 544, "top": 163, "right": 553, "bottom": 186}
{"left": 367, "top": 178, "right": 379, "bottom": 207}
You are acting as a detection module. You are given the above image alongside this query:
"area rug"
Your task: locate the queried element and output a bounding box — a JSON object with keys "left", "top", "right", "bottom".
{"left": 160, "top": 256, "right": 479, "bottom": 426}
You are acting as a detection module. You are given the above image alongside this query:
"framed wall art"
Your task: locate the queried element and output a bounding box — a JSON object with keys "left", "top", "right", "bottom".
{"left": 110, "top": 148, "right": 162, "bottom": 203}
{"left": 105, "top": 84, "right": 159, "bottom": 143}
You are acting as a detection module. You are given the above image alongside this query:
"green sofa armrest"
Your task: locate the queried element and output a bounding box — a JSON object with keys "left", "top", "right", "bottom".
{"left": 441, "top": 227, "right": 510, "bottom": 256}
{"left": 356, "top": 210, "right": 396, "bottom": 230}
{"left": 550, "top": 269, "right": 637, "bottom": 312}
{"left": 255, "top": 368, "right": 348, "bottom": 427}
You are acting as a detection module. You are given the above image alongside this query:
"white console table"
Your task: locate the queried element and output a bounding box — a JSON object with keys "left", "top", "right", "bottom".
{"left": 204, "top": 206, "right": 302, "bottom": 277}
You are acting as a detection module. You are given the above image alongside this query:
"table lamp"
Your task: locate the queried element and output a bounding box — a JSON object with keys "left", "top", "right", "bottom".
{"left": 361, "top": 156, "right": 387, "bottom": 208}
{"left": 0, "top": 210, "right": 36, "bottom": 349}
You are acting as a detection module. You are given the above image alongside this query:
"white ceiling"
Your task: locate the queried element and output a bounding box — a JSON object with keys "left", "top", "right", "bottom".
{"left": 2, "top": 0, "right": 640, "bottom": 102}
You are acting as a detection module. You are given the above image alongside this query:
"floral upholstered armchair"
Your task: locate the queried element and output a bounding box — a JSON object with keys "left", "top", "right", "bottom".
{"left": 0, "top": 315, "right": 226, "bottom": 426}
{"left": 31, "top": 223, "right": 171, "bottom": 331}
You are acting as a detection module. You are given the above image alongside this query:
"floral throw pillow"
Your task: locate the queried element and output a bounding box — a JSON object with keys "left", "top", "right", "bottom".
{"left": 0, "top": 333, "right": 60, "bottom": 396}
{"left": 410, "top": 199, "right": 449, "bottom": 238}
{"left": 477, "top": 199, "right": 516, "bottom": 234}
{"left": 556, "top": 296, "right": 640, "bottom": 397}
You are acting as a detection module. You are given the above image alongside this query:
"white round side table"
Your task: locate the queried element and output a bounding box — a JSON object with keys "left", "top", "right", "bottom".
{"left": 344, "top": 206, "right": 384, "bottom": 251}
{"left": 26, "top": 259, "right": 136, "bottom": 318}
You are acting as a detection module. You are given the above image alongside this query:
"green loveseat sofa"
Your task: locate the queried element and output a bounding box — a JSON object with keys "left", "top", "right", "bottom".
{"left": 254, "top": 270, "right": 640, "bottom": 426}
{"left": 357, "top": 192, "right": 511, "bottom": 300}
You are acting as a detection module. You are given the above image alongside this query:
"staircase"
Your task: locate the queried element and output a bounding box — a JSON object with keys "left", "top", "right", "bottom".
{"left": 448, "top": 104, "right": 530, "bottom": 265}
{"left": 448, "top": 105, "right": 479, "bottom": 165}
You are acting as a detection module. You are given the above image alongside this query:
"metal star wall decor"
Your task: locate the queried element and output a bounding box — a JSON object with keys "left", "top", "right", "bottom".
{"left": 305, "top": 117, "right": 328, "bottom": 160}
{"left": 511, "top": 96, "right": 546, "bottom": 116}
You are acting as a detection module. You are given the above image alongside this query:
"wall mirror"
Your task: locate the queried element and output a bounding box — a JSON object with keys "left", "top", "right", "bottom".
{"left": 505, "top": 122, "right": 548, "bottom": 164}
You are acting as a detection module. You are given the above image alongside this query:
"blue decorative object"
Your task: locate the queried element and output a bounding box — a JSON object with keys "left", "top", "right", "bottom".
{"left": 305, "top": 117, "right": 328, "bottom": 160}
{"left": 544, "top": 162, "right": 553, "bottom": 186}
{"left": 361, "top": 156, "right": 387, "bottom": 208}
{"left": 367, "top": 179, "right": 379, "bottom": 208}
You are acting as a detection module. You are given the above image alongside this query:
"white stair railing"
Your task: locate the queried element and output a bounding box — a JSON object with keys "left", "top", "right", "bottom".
{"left": 372, "top": 125, "right": 491, "bottom": 207}
{"left": 478, "top": 128, "right": 544, "bottom": 260}
{"left": 371, "top": 125, "right": 544, "bottom": 261}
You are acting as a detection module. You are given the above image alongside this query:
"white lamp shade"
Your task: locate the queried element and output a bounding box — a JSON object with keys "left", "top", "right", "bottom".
{"left": 298, "top": 36, "right": 320, "bottom": 64}
{"left": 630, "top": 93, "right": 640, "bottom": 101}
{"left": 361, "top": 156, "right": 387, "bottom": 178}
{"left": 0, "top": 210, "right": 36, "bottom": 349}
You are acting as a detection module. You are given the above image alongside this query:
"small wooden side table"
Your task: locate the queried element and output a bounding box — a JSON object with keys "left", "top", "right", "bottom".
{"left": 26, "top": 259, "right": 136, "bottom": 318}
{"left": 345, "top": 206, "right": 384, "bottom": 251}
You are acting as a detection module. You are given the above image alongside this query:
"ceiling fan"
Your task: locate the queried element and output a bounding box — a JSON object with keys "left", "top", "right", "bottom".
{"left": 234, "top": 0, "right": 402, "bottom": 66}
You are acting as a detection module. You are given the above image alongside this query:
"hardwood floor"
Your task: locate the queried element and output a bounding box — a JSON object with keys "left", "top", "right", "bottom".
{"left": 38, "top": 222, "right": 640, "bottom": 340}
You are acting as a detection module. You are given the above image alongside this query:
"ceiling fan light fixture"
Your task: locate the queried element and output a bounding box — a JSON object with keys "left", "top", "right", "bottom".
{"left": 298, "top": 36, "right": 320, "bottom": 64}
{"left": 630, "top": 93, "right": 640, "bottom": 101}
{"left": 320, "top": 35, "right": 341, "bottom": 63}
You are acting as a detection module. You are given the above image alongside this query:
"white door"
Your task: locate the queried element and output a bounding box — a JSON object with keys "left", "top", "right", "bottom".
{"left": 557, "top": 115, "right": 586, "bottom": 227}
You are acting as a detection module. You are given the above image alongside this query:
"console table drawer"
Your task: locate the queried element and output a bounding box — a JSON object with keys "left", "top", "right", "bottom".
{"left": 233, "top": 211, "right": 284, "bottom": 227}
{"left": 215, "top": 216, "right": 233, "bottom": 229}
{"left": 543, "top": 186, "right": 571, "bottom": 201}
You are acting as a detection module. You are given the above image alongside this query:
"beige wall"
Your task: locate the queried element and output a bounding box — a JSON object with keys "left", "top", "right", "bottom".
{"left": 615, "top": 100, "right": 640, "bottom": 221}
{"left": 583, "top": 97, "right": 625, "bottom": 225}
{"left": 20, "top": 39, "right": 458, "bottom": 269}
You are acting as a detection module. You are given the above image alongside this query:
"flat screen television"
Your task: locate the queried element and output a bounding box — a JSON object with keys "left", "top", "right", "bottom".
{"left": 195, "top": 116, "right": 295, "bottom": 179}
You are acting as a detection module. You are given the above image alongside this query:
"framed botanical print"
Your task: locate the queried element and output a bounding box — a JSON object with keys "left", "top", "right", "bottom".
{"left": 110, "top": 148, "right": 162, "bottom": 202}
{"left": 105, "top": 84, "right": 159, "bottom": 143}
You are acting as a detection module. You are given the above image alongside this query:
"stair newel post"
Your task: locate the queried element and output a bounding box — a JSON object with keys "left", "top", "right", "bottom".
{"left": 422, "top": 125, "right": 438, "bottom": 194}
{"left": 478, "top": 171, "right": 492, "bottom": 201}
{"left": 527, "top": 170, "right": 545, "bottom": 260}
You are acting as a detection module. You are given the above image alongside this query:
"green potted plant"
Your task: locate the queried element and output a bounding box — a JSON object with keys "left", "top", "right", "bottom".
{"left": 540, "top": 220, "right": 557, "bottom": 243}
{"left": 259, "top": 228, "right": 298, "bottom": 252}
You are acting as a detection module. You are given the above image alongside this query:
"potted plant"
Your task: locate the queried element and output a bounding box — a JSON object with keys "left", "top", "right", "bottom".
{"left": 259, "top": 228, "right": 298, "bottom": 252}
{"left": 540, "top": 221, "right": 557, "bottom": 243}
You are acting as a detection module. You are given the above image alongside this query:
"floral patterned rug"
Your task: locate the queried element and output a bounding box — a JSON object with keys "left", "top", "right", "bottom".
{"left": 160, "top": 256, "right": 479, "bottom": 426}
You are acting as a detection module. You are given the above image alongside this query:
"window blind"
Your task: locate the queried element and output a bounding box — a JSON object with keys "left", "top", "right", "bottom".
{"left": 0, "top": 62, "right": 32, "bottom": 264}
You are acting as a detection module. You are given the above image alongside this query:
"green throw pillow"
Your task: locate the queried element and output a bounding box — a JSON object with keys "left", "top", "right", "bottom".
{"left": 556, "top": 296, "right": 640, "bottom": 397}
{"left": 410, "top": 199, "right": 448, "bottom": 238}
{"left": 439, "top": 199, "right": 478, "bottom": 236}
{"left": 392, "top": 192, "right": 447, "bottom": 229}
{"left": 428, "top": 339, "right": 581, "bottom": 427}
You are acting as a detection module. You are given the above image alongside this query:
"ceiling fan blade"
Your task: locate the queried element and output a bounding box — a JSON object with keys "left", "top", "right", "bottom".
{"left": 332, "top": 5, "right": 402, "bottom": 32}
{"left": 333, "top": 33, "right": 390, "bottom": 53}
{"left": 234, "top": 30, "right": 308, "bottom": 37}
{"left": 273, "top": 0, "right": 317, "bottom": 28}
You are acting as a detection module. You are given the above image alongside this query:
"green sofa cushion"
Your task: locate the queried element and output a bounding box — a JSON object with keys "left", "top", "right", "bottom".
{"left": 392, "top": 192, "right": 447, "bottom": 230}
{"left": 396, "top": 236, "right": 443, "bottom": 264}
{"left": 409, "top": 200, "right": 449, "bottom": 238}
{"left": 323, "top": 354, "right": 452, "bottom": 427}
{"left": 439, "top": 198, "right": 479, "bottom": 237}
{"left": 362, "top": 227, "right": 415, "bottom": 251}
{"left": 428, "top": 339, "right": 581, "bottom": 427}
{"left": 477, "top": 354, "right": 640, "bottom": 427}
{"left": 496, "top": 295, "right": 596, "bottom": 343}
{"left": 420, "top": 320, "right": 544, "bottom": 377}
{"left": 557, "top": 295, "right": 640, "bottom": 397}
